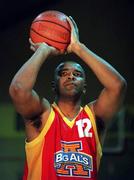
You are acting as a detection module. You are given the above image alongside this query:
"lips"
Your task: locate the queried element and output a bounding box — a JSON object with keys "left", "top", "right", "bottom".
{"left": 64, "top": 81, "right": 76, "bottom": 87}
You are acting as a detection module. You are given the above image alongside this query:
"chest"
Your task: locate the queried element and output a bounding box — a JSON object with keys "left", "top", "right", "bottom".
{"left": 45, "top": 110, "right": 97, "bottom": 155}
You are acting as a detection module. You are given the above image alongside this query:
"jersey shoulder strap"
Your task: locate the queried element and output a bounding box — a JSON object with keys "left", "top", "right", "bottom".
{"left": 84, "top": 105, "right": 102, "bottom": 171}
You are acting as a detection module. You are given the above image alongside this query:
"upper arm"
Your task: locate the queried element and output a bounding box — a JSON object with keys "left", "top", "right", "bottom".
{"left": 9, "top": 86, "right": 52, "bottom": 141}
{"left": 9, "top": 85, "right": 50, "bottom": 120}
{"left": 88, "top": 81, "right": 127, "bottom": 124}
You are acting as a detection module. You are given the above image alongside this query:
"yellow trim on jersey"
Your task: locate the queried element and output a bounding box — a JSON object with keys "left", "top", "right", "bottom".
{"left": 26, "top": 142, "right": 43, "bottom": 180}
{"left": 52, "top": 102, "right": 82, "bottom": 128}
{"left": 84, "top": 105, "right": 102, "bottom": 171}
{"left": 26, "top": 107, "right": 55, "bottom": 148}
{"left": 63, "top": 117, "right": 75, "bottom": 128}
{"left": 25, "top": 108, "right": 55, "bottom": 180}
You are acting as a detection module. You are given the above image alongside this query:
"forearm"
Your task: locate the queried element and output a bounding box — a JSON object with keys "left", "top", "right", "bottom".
{"left": 73, "top": 42, "right": 126, "bottom": 90}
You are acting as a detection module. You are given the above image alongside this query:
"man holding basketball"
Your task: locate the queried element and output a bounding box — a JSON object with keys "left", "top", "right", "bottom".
{"left": 9, "top": 16, "right": 127, "bottom": 180}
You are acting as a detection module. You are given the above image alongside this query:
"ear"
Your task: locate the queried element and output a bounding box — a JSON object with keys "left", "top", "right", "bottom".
{"left": 51, "top": 81, "right": 56, "bottom": 92}
{"left": 83, "top": 89, "right": 86, "bottom": 94}
{"left": 83, "top": 83, "right": 87, "bottom": 94}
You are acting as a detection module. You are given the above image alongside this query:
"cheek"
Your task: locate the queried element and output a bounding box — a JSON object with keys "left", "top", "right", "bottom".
{"left": 78, "top": 81, "right": 85, "bottom": 90}
{"left": 77, "top": 79, "right": 84, "bottom": 85}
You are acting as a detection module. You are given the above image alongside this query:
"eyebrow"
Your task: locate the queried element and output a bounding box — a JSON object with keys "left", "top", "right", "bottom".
{"left": 61, "top": 68, "right": 82, "bottom": 72}
{"left": 58, "top": 68, "right": 84, "bottom": 76}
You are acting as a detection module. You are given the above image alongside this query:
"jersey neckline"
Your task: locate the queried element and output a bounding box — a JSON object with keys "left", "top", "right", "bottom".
{"left": 52, "top": 102, "right": 83, "bottom": 128}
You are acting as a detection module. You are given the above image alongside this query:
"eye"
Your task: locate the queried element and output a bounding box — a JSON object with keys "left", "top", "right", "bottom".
{"left": 73, "top": 71, "right": 82, "bottom": 77}
{"left": 60, "top": 71, "right": 68, "bottom": 77}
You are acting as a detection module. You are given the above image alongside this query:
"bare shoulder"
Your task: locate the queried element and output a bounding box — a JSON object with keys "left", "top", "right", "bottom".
{"left": 87, "top": 102, "right": 106, "bottom": 142}
{"left": 87, "top": 101, "right": 96, "bottom": 117}
{"left": 87, "top": 101, "right": 105, "bottom": 128}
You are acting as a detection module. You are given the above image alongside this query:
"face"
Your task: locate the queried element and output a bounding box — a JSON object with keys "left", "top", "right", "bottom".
{"left": 54, "top": 61, "right": 86, "bottom": 98}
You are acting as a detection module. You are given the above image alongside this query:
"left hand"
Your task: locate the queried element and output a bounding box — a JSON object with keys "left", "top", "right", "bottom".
{"left": 66, "top": 16, "right": 80, "bottom": 53}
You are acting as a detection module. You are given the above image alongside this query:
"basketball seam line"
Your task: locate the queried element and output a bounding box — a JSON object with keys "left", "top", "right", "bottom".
{"left": 32, "top": 20, "right": 71, "bottom": 32}
{"left": 31, "top": 28, "right": 70, "bottom": 44}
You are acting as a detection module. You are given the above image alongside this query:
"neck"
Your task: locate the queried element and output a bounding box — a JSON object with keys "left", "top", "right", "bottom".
{"left": 55, "top": 98, "right": 81, "bottom": 120}
{"left": 55, "top": 95, "right": 81, "bottom": 107}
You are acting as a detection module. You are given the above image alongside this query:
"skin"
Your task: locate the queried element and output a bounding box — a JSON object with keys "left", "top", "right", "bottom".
{"left": 54, "top": 61, "right": 86, "bottom": 99}
{"left": 9, "top": 16, "right": 127, "bottom": 143}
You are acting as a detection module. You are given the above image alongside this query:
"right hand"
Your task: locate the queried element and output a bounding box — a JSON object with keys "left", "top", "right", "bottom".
{"left": 29, "top": 38, "right": 60, "bottom": 56}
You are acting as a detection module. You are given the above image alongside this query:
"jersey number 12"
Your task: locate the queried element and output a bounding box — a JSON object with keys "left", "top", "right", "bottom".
{"left": 76, "top": 118, "right": 92, "bottom": 138}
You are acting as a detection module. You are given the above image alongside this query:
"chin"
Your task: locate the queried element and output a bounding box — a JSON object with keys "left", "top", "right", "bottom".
{"left": 63, "top": 90, "right": 82, "bottom": 98}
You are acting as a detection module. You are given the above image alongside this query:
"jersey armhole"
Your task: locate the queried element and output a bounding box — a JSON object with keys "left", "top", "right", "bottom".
{"left": 25, "top": 107, "right": 55, "bottom": 148}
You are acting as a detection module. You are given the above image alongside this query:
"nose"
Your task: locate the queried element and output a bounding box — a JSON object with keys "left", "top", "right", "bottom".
{"left": 67, "top": 72, "right": 75, "bottom": 80}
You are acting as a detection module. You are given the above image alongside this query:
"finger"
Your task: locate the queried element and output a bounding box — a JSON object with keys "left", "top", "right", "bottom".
{"left": 69, "top": 16, "right": 78, "bottom": 31}
{"left": 66, "top": 16, "right": 74, "bottom": 29}
{"left": 29, "top": 38, "right": 35, "bottom": 46}
{"left": 30, "top": 45, "right": 36, "bottom": 52}
{"left": 69, "top": 17, "right": 79, "bottom": 37}
{"left": 67, "top": 17, "right": 78, "bottom": 35}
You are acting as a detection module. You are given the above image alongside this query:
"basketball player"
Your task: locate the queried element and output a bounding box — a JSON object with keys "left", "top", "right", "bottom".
{"left": 9, "top": 16, "right": 127, "bottom": 180}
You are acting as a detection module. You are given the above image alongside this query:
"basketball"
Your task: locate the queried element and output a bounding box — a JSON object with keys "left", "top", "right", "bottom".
{"left": 30, "top": 10, "right": 71, "bottom": 52}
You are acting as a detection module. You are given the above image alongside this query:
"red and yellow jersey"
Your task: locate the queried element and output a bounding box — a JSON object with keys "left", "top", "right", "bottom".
{"left": 23, "top": 103, "right": 102, "bottom": 180}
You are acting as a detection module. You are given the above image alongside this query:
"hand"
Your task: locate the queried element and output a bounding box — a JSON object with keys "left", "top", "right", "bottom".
{"left": 29, "top": 38, "right": 60, "bottom": 56}
{"left": 66, "top": 16, "right": 80, "bottom": 53}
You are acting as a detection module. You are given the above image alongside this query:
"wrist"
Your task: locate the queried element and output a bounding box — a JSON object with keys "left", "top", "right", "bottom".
{"left": 72, "top": 42, "right": 85, "bottom": 55}
{"left": 37, "top": 43, "right": 52, "bottom": 56}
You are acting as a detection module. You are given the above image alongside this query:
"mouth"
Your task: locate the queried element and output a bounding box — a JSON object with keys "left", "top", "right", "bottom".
{"left": 64, "top": 82, "right": 76, "bottom": 87}
{"left": 63, "top": 82, "right": 77, "bottom": 91}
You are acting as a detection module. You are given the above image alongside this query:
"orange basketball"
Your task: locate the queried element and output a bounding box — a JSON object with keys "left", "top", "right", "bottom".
{"left": 30, "top": 10, "right": 71, "bottom": 52}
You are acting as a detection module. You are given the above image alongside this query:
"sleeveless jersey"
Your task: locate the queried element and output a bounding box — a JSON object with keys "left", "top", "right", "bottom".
{"left": 23, "top": 103, "right": 102, "bottom": 180}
